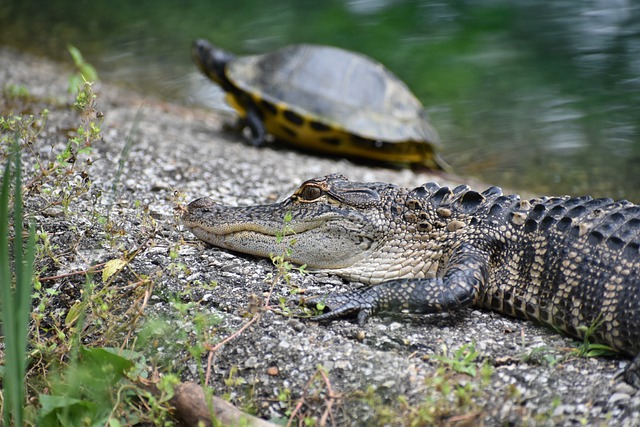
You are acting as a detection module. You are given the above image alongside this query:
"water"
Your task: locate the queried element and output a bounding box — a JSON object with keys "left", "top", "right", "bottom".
{"left": 2, "top": 0, "right": 639, "bottom": 200}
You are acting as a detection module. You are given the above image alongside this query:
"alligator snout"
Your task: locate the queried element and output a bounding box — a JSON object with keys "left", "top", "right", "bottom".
{"left": 187, "top": 197, "right": 218, "bottom": 211}
{"left": 183, "top": 197, "right": 223, "bottom": 227}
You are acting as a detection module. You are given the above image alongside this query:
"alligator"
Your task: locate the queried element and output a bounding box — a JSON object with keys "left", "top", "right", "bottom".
{"left": 183, "top": 174, "right": 640, "bottom": 386}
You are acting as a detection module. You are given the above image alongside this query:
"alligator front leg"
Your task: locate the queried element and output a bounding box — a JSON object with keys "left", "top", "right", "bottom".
{"left": 310, "top": 244, "right": 488, "bottom": 325}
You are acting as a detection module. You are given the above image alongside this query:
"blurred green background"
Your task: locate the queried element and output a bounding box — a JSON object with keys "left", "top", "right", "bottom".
{"left": 2, "top": 0, "right": 638, "bottom": 200}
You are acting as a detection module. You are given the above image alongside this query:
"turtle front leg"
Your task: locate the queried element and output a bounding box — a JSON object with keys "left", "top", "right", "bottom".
{"left": 309, "top": 244, "right": 487, "bottom": 325}
{"left": 245, "top": 106, "right": 266, "bottom": 146}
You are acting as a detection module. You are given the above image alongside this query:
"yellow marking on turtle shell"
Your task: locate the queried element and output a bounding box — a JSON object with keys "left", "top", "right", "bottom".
{"left": 226, "top": 93, "right": 247, "bottom": 117}
{"left": 227, "top": 92, "right": 440, "bottom": 166}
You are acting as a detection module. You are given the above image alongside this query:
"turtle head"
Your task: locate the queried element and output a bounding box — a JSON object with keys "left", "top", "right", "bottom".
{"left": 192, "top": 39, "right": 235, "bottom": 90}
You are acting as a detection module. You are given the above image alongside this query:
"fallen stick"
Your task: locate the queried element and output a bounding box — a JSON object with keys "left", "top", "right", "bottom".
{"left": 171, "top": 381, "right": 278, "bottom": 427}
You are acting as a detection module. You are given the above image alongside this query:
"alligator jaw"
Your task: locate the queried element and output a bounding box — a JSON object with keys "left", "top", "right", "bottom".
{"left": 182, "top": 196, "right": 373, "bottom": 270}
{"left": 183, "top": 197, "right": 319, "bottom": 239}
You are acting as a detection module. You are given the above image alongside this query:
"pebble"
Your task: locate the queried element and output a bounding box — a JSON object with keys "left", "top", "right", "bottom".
{"left": 388, "top": 322, "right": 403, "bottom": 331}
{"left": 42, "top": 206, "right": 64, "bottom": 217}
{"left": 277, "top": 340, "right": 290, "bottom": 349}
{"left": 244, "top": 356, "right": 259, "bottom": 369}
{"left": 334, "top": 360, "right": 351, "bottom": 370}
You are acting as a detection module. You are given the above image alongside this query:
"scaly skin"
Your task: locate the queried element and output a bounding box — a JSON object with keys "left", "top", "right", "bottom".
{"left": 183, "top": 174, "right": 640, "bottom": 386}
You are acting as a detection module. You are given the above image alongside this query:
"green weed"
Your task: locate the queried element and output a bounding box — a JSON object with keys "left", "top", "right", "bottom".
{"left": 430, "top": 342, "right": 482, "bottom": 377}
{"left": 265, "top": 211, "right": 308, "bottom": 317}
{"left": 37, "top": 345, "right": 150, "bottom": 426}
{"left": 67, "top": 44, "right": 98, "bottom": 93}
{"left": 575, "top": 315, "right": 617, "bottom": 358}
{"left": 0, "top": 46, "right": 180, "bottom": 425}
{"left": 0, "top": 142, "right": 36, "bottom": 426}
{"left": 361, "top": 343, "right": 492, "bottom": 426}
{"left": 0, "top": 110, "right": 48, "bottom": 159}
{"left": 270, "top": 210, "right": 308, "bottom": 286}
{"left": 3, "top": 83, "right": 31, "bottom": 100}
{"left": 0, "top": 80, "right": 102, "bottom": 217}
{"left": 521, "top": 345, "right": 560, "bottom": 367}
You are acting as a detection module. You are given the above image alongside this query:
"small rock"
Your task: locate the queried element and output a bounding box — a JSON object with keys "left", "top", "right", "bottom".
{"left": 151, "top": 181, "right": 170, "bottom": 191}
{"left": 278, "top": 340, "right": 290, "bottom": 349}
{"left": 375, "top": 324, "right": 388, "bottom": 332}
{"left": 186, "top": 272, "right": 202, "bottom": 282}
{"left": 388, "top": 322, "right": 403, "bottom": 331}
{"left": 552, "top": 405, "right": 564, "bottom": 417}
{"left": 287, "top": 319, "right": 305, "bottom": 332}
{"left": 495, "top": 355, "right": 520, "bottom": 366}
{"left": 334, "top": 360, "right": 352, "bottom": 370}
{"left": 244, "top": 356, "right": 259, "bottom": 369}
{"left": 42, "top": 206, "right": 64, "bottom": 217}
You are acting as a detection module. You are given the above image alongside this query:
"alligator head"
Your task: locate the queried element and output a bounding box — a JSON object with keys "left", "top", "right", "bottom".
{"left": 182, "top": 174, "right": 457, "bottom": 284}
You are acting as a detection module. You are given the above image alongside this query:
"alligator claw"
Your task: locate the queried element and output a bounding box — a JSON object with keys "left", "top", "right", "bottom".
{"left": 307, "top": 289, "right": 379, "bottom": 325}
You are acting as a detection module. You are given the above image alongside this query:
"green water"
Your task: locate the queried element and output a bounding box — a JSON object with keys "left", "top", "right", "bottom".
{"left": 2, "top": 1, "right": 639, "bottom": 200}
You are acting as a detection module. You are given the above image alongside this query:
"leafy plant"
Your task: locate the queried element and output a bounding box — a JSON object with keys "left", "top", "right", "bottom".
{"left": 3, "top": 83, "right": 31, "bottom": 100}
{"left": 521, "top": 345, "right": 559, "bottom": 366}
{"left": 575, "top": 315, "right": 616, "bottom": 358}
{"left": 270, "top": 210, "right": 308, "bottom": 286}
{"left": 362, "top": 343, "right": 493, "bottom": 426}
{"left": 266, "top": 211, "right": 307, "bottom": 316}
{"left": 0, "top": 47, "right": 181, "bottom": 425}
{"left": 0, "top": 110, "right": 48, "bottom": 160}
{"left": 67, "top": 44, "right": 99, "bottom": 93}
{"left": 430, "top": 342, "right": 481, "bottom": 376}
{"left": 38, "top": 346, "right": 147, "bottom": 426}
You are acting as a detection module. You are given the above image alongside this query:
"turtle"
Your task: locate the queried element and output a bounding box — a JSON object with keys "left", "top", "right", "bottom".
{"left": 192, "top": 39, "right": 448, "bottom": 170}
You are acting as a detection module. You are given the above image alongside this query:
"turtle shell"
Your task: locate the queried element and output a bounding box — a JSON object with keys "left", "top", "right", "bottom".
{"left": 211, "top": 43, "right": 445, "bottom": 169}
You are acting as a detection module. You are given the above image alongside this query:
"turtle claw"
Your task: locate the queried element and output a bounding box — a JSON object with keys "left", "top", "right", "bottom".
{"left": 245, "top": 107, "right": 266, "bottom": 146}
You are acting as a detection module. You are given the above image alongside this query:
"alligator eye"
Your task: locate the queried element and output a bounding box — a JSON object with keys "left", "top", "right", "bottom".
{"left": 298, "top": 185, "right": 323, "bottom": 201}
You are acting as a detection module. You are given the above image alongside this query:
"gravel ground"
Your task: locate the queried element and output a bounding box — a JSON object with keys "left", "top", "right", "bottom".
{"left": 2, "top": 47, "right": 639, "bottom": 426}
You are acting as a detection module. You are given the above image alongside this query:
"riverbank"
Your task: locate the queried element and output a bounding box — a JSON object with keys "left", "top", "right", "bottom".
{"left": 1, "top": 47, "right": 638, "bottom": 426}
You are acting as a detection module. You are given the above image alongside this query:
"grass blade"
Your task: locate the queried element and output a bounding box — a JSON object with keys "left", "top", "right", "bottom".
{"left": 0, "top": 144, "right": 34, "bottom": 426}
{"left": 0, "top": 147, "right": 17, "bottom": 425}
